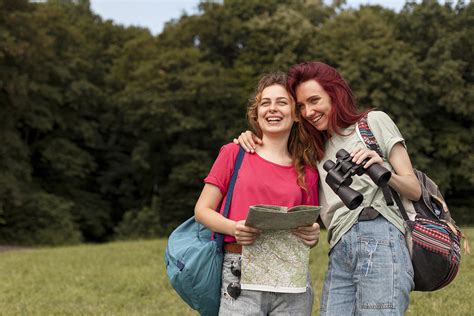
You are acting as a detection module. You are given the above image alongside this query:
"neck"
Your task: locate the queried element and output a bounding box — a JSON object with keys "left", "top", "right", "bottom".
{"left": 255, "top": 132, "right": 293, "bottom": 166}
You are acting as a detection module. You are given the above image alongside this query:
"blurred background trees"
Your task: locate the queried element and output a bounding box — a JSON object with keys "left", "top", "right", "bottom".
{"left": 0, "top": 0, "right": 472, "bottom": 244}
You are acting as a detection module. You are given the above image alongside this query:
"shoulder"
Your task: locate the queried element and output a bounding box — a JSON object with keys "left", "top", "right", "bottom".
{"left": 366, "top": 111, "right": 400, "bottom": 132}
{"left": 218, "top": 143, "right": 241, "bottom": 159}
{"left": 366, "top": 111, "right": 405, "bottom": 153}
{"left": 367, "top": 111, "right": 395, "bottom": 125}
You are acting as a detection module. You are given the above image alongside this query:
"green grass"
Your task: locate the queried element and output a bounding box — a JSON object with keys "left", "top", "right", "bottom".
{"left": 1, "top": 228, "right": 473, "bottom": 315}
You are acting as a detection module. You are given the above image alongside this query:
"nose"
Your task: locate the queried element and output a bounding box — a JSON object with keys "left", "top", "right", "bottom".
{"left": 269, "top": 101, "right": 278, "bottom": 111}
{"left": 302, "top": 104, "right": 313, "bottom": 118}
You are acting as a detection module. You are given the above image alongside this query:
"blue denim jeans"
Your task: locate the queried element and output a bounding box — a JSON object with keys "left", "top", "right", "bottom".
{"left": 219, "top": 253, "right": 313, "bottom": 316}
{"left": 320, "top": 216, "right": 414, "bottom": 315}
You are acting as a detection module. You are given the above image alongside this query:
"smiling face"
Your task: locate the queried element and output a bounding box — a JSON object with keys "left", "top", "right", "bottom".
{"left": 256, "top": 84, "right": 294, "bottom": 137}
{"left": 295, "top": 80, "right": 332, "bottom": 132}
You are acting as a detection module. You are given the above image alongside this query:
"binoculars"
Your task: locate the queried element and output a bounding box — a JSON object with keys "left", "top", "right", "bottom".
{"left": 323, "top": 149, "right": 392, "bottom": 210}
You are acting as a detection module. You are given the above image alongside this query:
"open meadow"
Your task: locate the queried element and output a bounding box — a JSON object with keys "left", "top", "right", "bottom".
{"left": 1, "top": 228, "right": 473, "bottom": 315}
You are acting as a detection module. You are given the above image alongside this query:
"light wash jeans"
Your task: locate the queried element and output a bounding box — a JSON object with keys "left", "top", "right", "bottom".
{"left": 219, "top": 253, "right": 313, "bottom": 316}
{"left": 320, "top": 216, "right": 414, "bottom": 315}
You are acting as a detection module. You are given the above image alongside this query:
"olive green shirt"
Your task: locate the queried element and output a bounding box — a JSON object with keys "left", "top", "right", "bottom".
{"left": 317, "top": 111, "right": 406, "bottom": 249}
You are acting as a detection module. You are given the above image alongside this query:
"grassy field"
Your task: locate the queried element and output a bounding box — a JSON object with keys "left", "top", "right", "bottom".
{"left": 1, "top": 228, "right": 473, "bottom": 315}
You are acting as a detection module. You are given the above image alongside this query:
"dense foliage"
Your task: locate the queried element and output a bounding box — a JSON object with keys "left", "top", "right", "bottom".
{"left": 0, "top": 0, "right": 472, "bottom": 244}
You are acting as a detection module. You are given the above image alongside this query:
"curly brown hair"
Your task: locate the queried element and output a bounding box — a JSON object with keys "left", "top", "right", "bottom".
{"left": 247, "top": 72, "right": 317, "bottom": 193}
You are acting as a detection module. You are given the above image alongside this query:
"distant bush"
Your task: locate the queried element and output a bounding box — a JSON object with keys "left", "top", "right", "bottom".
{"left": 0, "top": 192, "right": 82, "bottom": 245}
{"left": 115, "top": 206, "right": 164, "bottom": 239}
{"left": 450, "top": 194, "right": 474, "bottom": 226}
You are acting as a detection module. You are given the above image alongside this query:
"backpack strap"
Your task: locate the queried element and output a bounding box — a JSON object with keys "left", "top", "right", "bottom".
{"left": 356, "top": 114, "right": 384, "bottom": 158}
{"left": 214, "top": 146, "right": 246, "bottom": 251}
{"left": 356, "top": 113, "right": 397, "bottom": 208}
{"left": 390, "top": 187, "right": 410, "bottom": 221}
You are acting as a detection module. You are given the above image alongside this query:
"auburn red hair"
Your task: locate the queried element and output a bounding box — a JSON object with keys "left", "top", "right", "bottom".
{"left": 287, "top": 61, "right": 368, "bottom": 161}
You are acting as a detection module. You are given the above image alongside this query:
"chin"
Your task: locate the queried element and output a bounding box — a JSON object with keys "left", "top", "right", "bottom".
{"left": 313, "top": 120, "right": 328, "bottom": 132}
{"left": 262, "top": 128, "right": 292, "bottom": 135}
{"left": 317, "top": 125, "right": 327, "bottom": 132}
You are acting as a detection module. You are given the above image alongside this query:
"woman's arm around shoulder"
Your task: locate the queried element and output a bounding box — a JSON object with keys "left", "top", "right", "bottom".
{"left": 233, "top": 131, "right": 262, "bottom": 153}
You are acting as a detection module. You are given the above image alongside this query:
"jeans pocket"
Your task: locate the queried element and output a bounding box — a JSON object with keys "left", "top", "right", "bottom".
{"left": 358, "top": 239, "right": 395, "bottom": 310}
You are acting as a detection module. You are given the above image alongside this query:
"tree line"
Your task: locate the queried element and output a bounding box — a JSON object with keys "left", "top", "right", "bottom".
{"left": 0, "top": 0, "right": 472, "bottom": 245}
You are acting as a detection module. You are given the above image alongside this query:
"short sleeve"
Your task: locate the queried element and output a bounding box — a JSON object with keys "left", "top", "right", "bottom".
{"left": 303, "top": 166, "right": 319, "bottom": 206}
{"left": 204, "top": 143, "right": 240, "bottom": 195}
{"left": 367, "top": 111, "right": 405, "bottom": 159}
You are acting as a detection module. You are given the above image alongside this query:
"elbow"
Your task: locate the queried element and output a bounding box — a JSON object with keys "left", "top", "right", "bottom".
{"left": 194, "top": 205, "right": 203, "bottom": 224}
{"left": 410, "top": 183, "right": 422, "bottom": 201}
{"left": 415, "top": 189, "right": 422, "bottom": 201}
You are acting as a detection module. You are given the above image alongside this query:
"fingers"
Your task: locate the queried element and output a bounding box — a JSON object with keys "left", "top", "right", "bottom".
{"left": 292, "top": 224, "right": 319, "bottom": 235}
{"left": 292, "top": 223, "right": 320, "bottom": 247}
{"left": 244, "top": 131, "right": 257, "bottom": 151}
{"left": 250, "top": 131, "right": 263, "bottom": 145}
{"left": 238, "top": 132, "right": 254, "bottom": 153}
{"left": 235, "top": 220, "right": 261, "bottom": 234}
{"left": 234, "top": 220, "right": 261, "bottom": 245}
{"left": 235, "top": 229, "right": 260, "bottom": 237}
{"left": 234, "top": 221, "right": 322, "bottom": 246}
{"left": 292, "top": 230, "right": 319, "bottom": 247}
{"left": 351, "top": 147, "right": 383, "bottom": 168}
{"left": 235, "top": 235, "right": 257, "bottom": 245}
{"left": 350, "top": 147, "right": 369, "bottom": 164}
{"left": 236, "top": 131, "right": 262, "bottom": 153}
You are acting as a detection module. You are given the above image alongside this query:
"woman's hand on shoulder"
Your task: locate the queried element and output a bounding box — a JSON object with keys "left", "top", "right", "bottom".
{"left": 233, "top": 131, "right": 263, "bottom": 153}
{"left": 292, "top": 223, "right": 320, "bottom": 248}
{"left": 234, "top": 220, "right": 261, "bottom": 245}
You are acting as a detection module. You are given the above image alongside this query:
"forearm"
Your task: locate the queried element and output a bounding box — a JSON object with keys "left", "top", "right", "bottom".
{"left": 388, "top": 173, "right": 421, "bottom": 201}
{"left": 195, "top": 206, "right": 236, "bottom": 236}
{"left": 386, "top": 143, "right": 421, "bottom": 201}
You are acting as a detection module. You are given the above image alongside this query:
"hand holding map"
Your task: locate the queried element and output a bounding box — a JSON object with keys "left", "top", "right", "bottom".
{"left": 241, "top": 204, "right": 321, "bottom": 293}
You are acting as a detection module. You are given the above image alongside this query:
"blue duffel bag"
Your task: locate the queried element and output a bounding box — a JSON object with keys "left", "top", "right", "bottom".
{"left": 164, "top": 147, "right": 245, "bottom": 315}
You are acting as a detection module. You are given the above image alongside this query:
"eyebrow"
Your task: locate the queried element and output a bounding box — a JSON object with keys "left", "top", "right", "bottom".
{"left": 298, "top": 95, "right": 321, "bottom": 103}
{"left": 261, "top": 97, "right": 289, "bottom": 101}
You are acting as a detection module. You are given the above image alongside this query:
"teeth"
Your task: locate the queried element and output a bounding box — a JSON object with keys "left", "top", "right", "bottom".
{"left": 267, "top": 117, "right": 282, "bottom": 122}
{"left": 312, "top": 114, "right": 323, "bottom": 123}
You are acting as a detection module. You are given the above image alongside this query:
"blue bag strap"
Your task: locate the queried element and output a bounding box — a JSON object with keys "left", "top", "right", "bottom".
{"left": 214, "top": 146, "right": 245, "bottom": 251}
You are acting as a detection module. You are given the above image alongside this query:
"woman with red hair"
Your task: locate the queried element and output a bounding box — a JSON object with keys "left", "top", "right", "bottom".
{"left": 236, "top": 61, "right": 420, "bottom": 315}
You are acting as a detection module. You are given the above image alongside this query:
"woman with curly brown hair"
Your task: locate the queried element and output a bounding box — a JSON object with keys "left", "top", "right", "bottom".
{"left": 195, "top": 72, "right": 320, "bottom": 315}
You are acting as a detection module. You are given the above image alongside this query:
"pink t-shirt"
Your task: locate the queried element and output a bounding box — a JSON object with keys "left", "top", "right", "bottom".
{"left": 204, "top": 143, "right": 319, "bottom": 243}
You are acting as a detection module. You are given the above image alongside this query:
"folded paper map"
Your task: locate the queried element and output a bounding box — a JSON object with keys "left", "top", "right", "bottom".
{"left": 241, "top": 205, "right": 321, "bottom": 293}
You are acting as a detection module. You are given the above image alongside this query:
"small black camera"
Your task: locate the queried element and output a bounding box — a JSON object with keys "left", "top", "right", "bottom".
{"left": 323, "top": 149, "right": 392, "bottom": 210}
